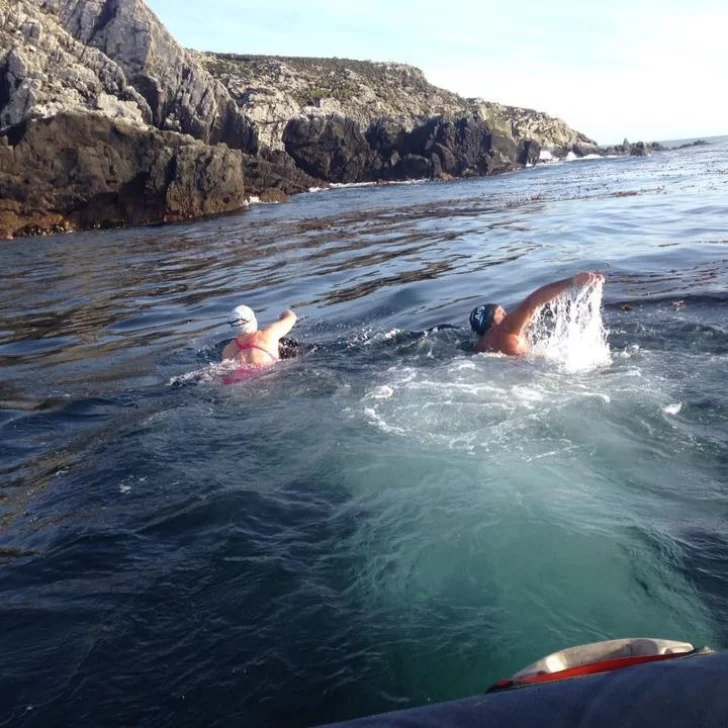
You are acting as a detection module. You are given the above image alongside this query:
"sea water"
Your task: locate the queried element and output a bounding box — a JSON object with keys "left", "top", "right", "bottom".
{"left": 1, "top": 139, "right": 728, "bottom": 727}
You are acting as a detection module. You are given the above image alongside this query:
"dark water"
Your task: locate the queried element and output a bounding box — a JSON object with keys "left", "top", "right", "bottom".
{"left": 2, "top": 141, "right": 728, "bottom": 727}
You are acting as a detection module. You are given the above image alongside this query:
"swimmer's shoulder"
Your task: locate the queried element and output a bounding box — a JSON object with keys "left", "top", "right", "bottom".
{"left": 474, "top": 330, "right": 524, "bottom": 356}
{"left": 221, "top": 340, "right": 241, "bottom": 361}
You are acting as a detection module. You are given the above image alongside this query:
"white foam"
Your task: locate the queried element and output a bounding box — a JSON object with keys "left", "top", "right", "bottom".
{"left": 330, "top": 182, "right": 377, "bottom": 189}
{"left": 244, "top": 196, "right": 281, "bottom": 206}
{"left": 383, "top": 179, "right": 428, "bottom": 186}
{"left": 167, "top": 360, "right": 239, "bottom": 386}
{"left": 529, "top": 281, "right": 611, "bottom": 372}
{"left": 570, "top": 154, "right": 620, "bottom": 161}
{"left": 363, "top": 406, "right": 406, "bottom": 434}
{"left": 364, "top": 385, "right": 395, "bottom": 400}
{"left": 308, "top": 179, "right": 428, "bottom": 194}
{"left": 346, "top": 285, "right": 616, "bottom": 458}
{"left": 663, "top": 402, "right": 683, "bottom": 415}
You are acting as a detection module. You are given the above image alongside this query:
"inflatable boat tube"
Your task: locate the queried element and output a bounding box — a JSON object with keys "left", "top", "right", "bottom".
{"left": 317, "top": 639, "right": 723, "bottom": 728}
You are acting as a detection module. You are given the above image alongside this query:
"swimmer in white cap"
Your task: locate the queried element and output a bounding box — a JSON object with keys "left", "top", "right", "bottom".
{"left": 222, "top": 305, "right": 298, "bottom": 371}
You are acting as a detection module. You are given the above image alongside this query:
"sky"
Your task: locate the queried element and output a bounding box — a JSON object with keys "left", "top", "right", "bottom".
{"left": 146, "top": 0, "right": 727, "bottom": 145}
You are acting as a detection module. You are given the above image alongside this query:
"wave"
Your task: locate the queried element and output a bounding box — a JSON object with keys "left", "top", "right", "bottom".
{"left": 244, "top": 196, "right": 282, "bottom": 206}
{"left": 570, "top": 153, "right": 619, "bottom": 161}
{"left": 308, "top": 179, "right": 429, "bottom": 193}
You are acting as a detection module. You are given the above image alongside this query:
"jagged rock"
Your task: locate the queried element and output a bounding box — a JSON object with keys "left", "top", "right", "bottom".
{"left": 283, "top": 114, "right": 375, "bottom": 183}
{"left": 572, "top": 142, "right": 596, "bottom": 157}
{"left": 202, "top": 53, "right": 599, "bottom": 162}
{"left": 0, "top": 112, "right": 245, "bottom": 238}
{"left": 366, "top": 117, "right": 407, "bottom": 166}
{"left": 40, "top": 0, "right": 258, "bottom": 152}
{"left": 429, "top": 143, "right": 457, "bottom": 178}
{"left": 242, "top": 148, "right": 322, "bottom": 196}
{"left": 201, "top": 54, "right": 471, "bottom": 152}
{"left": 464, "top": 99, "right": 597, "bottom": 158}
{"left": 395, "top": 115, "right": 519, "bottom": 178}
{"left": 671, "top": 140, "right": 708, "bottom": 150}
{"left": 488, "top": 132, "right": 519, "bottom": 174}
{"left": 0, "top": 0, "right": 252, "bottom": 236}
{"left": 517, "top": 139, "right": 541, "bottom": 166}
{"left": 258, "top": 188, "right": 288, "bottom": 203}
{"left": 0, "top": 0, "right": 151, "bottom": 130}
{"left": 596, "top": 139, "right": 660, "bottom": 157}
{"left": 282, "top": 112, "right": 523, "bottom": 184}
{"left": 397, "top": 154, "right": 433, "bottom": 179}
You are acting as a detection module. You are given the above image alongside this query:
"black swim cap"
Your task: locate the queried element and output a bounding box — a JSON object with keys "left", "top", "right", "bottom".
{"left": 469, "top": 304, "right": 499, "bottom": 336}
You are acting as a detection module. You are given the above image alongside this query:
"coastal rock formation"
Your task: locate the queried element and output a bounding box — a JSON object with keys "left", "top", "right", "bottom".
{"left": 597, "top": 138, "right": 665, "bottom": 157}
{"left": 201, "top": 53, "right": 595, "bottom": 160}
{"left": 0, "top": 113, "right": 244, "bottom": 238}
{"left": 40, "top": 0, "right": 257, "bottom": 152}
{"left": 242, "top": 148, "right": 322, "bottom": 197}
{"left": 201, "top": 55, "right": 473, "bottom": 151}
{"left": 0, "top": 0, "right": 251, "bottom": 235}
{"left": 1, "top": 0, "right": 664, "bottom": 238}
{"left": 281, "top": 113, "right": 528, "bottom": 184}
{"left": 1, "top": 0, "right": 151, "bottom": 131}
{"left": 283, "top": 115, "right": 375, "bottom": 183}
{"left": 470, "top": 101, "right": 598, "bottom": 157}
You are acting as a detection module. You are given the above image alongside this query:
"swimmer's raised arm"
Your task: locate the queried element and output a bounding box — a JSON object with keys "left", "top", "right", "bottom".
{"left": 264, "top": 309, "right": 298, "bottom": 340}
{"left": 502, "top": 272, "right": 604, "bottom": 336}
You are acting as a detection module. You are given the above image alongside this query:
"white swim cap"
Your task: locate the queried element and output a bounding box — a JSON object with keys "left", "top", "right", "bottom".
{"left": 229, "top": 304, "right": 258, "bottom": 334}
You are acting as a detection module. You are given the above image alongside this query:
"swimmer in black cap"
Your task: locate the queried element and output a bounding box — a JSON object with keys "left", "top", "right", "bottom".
{"left": 470, "top": 271, "right": 604, "bottom": 356}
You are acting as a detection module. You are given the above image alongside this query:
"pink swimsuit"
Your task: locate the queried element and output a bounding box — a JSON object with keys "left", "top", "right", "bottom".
{"left": 222, "top": 339, "right": 278, "bottom": 385}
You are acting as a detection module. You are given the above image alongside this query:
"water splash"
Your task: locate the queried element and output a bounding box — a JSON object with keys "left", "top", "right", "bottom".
{"left": 529, "top": 281, "right": 611, "bottom": 372}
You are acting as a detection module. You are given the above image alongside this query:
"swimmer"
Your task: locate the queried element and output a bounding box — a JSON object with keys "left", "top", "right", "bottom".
{"left": 470, "top": 271, "right": 604, "bottom": 356}
{"left": 222, "top": 305, "right": 298, "bottom": 369}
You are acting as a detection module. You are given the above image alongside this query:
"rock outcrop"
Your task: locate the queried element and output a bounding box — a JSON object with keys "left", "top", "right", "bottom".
{"left": 201, "top": 53, "right": 595, "bottom": 160}
{"left": 242, "top": 148, "right": 321, "bottom": 197}
{"left": 470, "top": 100, "right": 598, "bottom": 157}
{"left": 597, "top": 138, "right": 665, "bottom": 157}
{"left": 1, "top": 0, "right": 151, "bottom": 131}
{"left": 0, "top": 112, "right": 245, "bottom": 238}
{"left": 0, "top": 0, "right": 251, "bottom": 236}
{"left": 40, "top": 0, "right": 257, "bottom": 152}
{"left": 283, "top": 115, "right": 375, "bottom": 183}
{"left": 280, "top": 112, "right": 532, "bottom": 185}
{"left": 1, "top": 0, "right": 663, "bottom": 239}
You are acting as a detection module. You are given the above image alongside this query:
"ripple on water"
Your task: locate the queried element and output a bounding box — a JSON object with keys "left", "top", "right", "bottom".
{"left": 1, "top": 142, "right": 728, "bottom": 726}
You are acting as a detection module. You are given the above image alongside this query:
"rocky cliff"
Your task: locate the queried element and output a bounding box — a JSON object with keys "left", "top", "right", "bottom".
{"left": 1, "top": 0, "right": 631, "bottom": 238}
{"left": 0, "top": 0, "right": 252, "bottom": 237}
{"left": 200, "top": 53, "right": 597, "bottom": 157}
{"left": 200, "top": 53, "right": 593, "bottom": 185}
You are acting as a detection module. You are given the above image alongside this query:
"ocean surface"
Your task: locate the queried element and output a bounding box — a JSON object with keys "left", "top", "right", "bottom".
{"left": 2, "top": 139, "right": 728, "bottom": 727}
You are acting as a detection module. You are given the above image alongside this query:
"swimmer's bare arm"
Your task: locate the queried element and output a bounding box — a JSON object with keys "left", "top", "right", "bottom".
{"left": 263, "top": 309, "right": 298, "bottom": 342}
{"left": 502, "top": 272, "right": 603, "bottom": 336}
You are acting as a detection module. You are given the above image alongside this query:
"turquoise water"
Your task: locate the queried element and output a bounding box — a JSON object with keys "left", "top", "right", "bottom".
{"left": 1, "top": 141, "right": 728, "bottom": 726}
